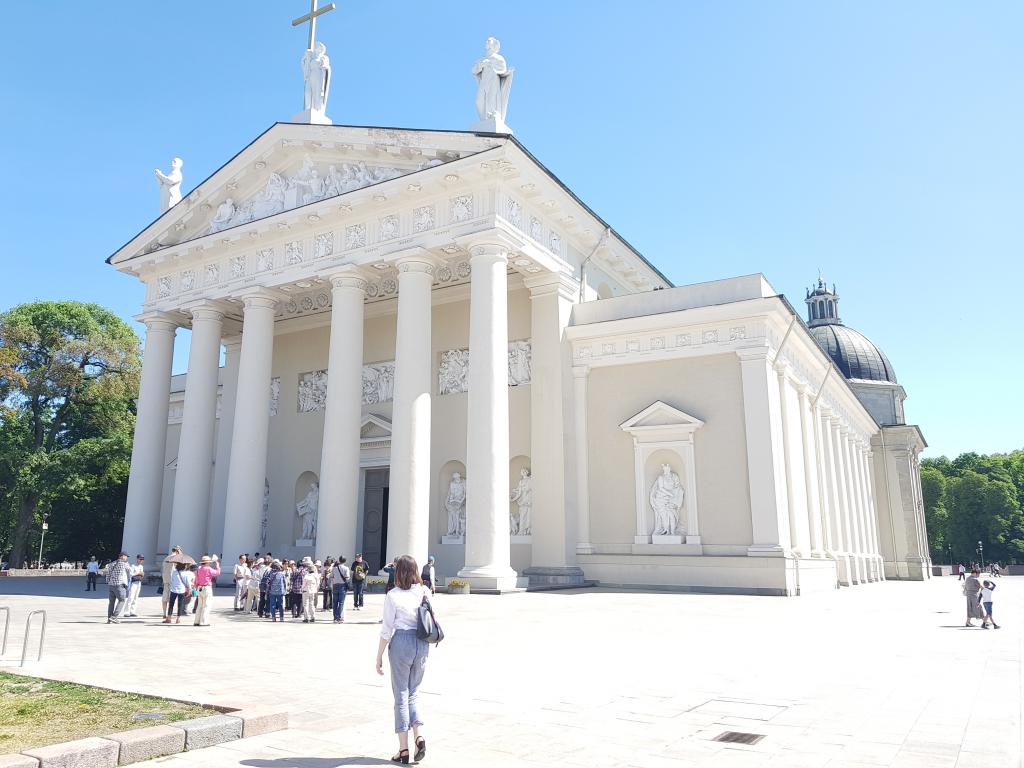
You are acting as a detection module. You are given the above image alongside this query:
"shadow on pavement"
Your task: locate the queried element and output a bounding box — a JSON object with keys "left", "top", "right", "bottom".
{"left": 242, "top": 758, "right": 393, "bottom": 767}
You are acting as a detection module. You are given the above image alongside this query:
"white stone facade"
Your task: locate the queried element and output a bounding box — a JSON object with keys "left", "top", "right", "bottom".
{"left": 112, "top": 124, "right": 923, "bottom": 595}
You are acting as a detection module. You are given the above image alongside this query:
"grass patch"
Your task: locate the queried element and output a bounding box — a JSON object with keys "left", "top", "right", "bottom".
{"left": 0, "top": 671, "right": 210, "bottom": 753}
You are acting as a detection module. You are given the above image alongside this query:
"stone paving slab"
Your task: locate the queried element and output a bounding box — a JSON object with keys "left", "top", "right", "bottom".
{"left": 0, "top": 754, "right": 39, "bottom": 768}
{"left": 103, "top": 725, "right": 184, "bottom": 765}
{"left": 1, "top": 575, "right": 1021, "bottom": 766}
{"left": 20, "top": 737, "right": 119, "bottom": 768}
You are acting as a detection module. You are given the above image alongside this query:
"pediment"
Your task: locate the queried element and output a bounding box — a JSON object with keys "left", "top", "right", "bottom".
{"left": 620, "top": 401, "right": 704, "bottom": 433}
{"left": 360, "top": 413, "right": 393, "bottom": 440}
{"left": 109, "top": 123, "right": 505, "bottom": 265}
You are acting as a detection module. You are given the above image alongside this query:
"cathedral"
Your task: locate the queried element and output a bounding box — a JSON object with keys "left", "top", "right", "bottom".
{"left": 111, "top": 31, "right": 930, "bottom": 595}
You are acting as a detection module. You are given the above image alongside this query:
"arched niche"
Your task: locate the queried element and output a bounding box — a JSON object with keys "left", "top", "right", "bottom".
{"left": 293, "top": 471, "right": 319, "bottom": 544}
{"left": 439, "top": 460, "right": 466, "bottom": 542}
{"left": 620, "top": 401, "right": 704, "bottom": 548}
{"left": 509, "top": 454, "right": 531, "bottom": 539}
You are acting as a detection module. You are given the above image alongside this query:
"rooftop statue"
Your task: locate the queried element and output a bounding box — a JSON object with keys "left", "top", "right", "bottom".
{"left": 471, "top": 37, "right": 514, "bottom": 133}
{"left": 155, "top": 158, "right": 183, "bottom": 213}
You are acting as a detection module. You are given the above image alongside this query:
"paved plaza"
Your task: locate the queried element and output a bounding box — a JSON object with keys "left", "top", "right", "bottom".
{"left": 0, "top": 576, "right": 1020, "bottom": 767}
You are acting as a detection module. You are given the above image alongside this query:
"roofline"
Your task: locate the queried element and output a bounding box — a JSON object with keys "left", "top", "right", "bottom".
{"left": 106, "top": 123, "right": 674, "bottom": 288}
{"left": 774, "top": 293, "right": 881, "bottom": 432}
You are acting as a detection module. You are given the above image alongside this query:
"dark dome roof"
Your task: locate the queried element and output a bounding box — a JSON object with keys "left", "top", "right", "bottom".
{"left": 809, "top": 324, "right": 897, "bottom": 383}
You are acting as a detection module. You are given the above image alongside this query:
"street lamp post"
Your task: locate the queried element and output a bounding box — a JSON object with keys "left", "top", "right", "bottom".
{"left": 38, "top": 519, "right": 49, "bottom": 569}
{"left": 977, "top": 540, "right": 984, "bottom": 569}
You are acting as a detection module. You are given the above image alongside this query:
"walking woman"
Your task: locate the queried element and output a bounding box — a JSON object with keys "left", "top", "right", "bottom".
{"left": 375, "top": 555, "right": 431, "bottom": 764}
{"left": 964, "top": 568, "right": 986, "bottom": 627}
{"left": 163, "top": 563, "right": 190, "bottom": 624}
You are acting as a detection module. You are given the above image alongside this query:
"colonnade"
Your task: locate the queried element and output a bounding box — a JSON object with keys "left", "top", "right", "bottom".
{"left": 735, "top": 349, "right": 884, "bottom": 585}
{"left": 121, "top": 241, "right": 525, "bottom": 590}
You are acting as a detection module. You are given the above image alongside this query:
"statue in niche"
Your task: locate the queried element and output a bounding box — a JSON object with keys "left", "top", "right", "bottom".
{"left": 296, "top": 481, "right": 319, "bottom": 540}
{"left": 507, "top": 341, "right": 532, "bottom": 386}
{"left": 649, "top": 463, "right": 685, "bottom": 536}
{"left": 509, "top": 467, "right": 533, "bottom": 535}
{"left": 155, "top": 157, "right": 183, "bottom": 213}
{"left": 209, "top": 198, "right": 235, "bottom": 233}
{"left": 445, "top": 473, "right": 467, "bottom": 536}
{"left": 471, "top": 37, "right": 514, "bottom": 126}
{"left": 302, "top": 42, "right": 331, "bottom": 114}
{"left": 260, "top": 479, "right": 270, "bottom": 549}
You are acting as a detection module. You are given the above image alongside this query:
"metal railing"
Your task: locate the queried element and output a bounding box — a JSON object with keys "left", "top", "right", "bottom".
{"left": 20, "top": 610, "right": 45, "bottom": 667}
{"left": 0, "top": 606, "right": 9, "bottom": 655}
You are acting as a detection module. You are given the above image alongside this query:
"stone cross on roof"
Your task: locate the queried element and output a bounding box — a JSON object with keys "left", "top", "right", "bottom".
{"left": 292, "top": 0, "right": 336, "bottom": 51}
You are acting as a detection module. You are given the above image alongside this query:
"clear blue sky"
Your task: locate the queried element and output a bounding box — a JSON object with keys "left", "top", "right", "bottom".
{"left": 1, "top": 2, "right": 1021, "bottom": 459}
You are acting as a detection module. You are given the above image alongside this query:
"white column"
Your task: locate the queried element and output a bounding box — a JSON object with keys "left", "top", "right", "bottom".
{"left": 798, "top": 389, "right": 824, "bottom": 556}
{"left": 831, "top": 419, "right": 857, "bottom": 584}
{"left": 459, "top": 243, "right": 518, "bottom": 591}
{"left": 842, "top": 430, "right": 867, "bottom": 583}
{"left": 775, "top": 367, "right": 802, "bottom": 556}
{"left": 388, "top": 253, "right": 435, "bottom": 564}
{"left": 737, "top": 349, "right": 790, "bottom": 555}
{"left": 523, "top": 274, "right": 581, "bottom": 582}
{"left": 573, "top": 366, "right": 594, "bottom": 554}
{"left": 862, "top": 448, "right": 885, "bottom": 580}
{"left": 221, "top": 292, "right": 277, "bottom": 561}
{"left": 168, "top": 303, "right": 224, "bottom": 558}
{"left": 122, "top": 314, "right": 178, "bottom": 564}
{"left": 207, "top": 337, "right": 241, "bottom": 556}
{"left": 819, "top": 408, "right": 851, "bottom": 584}
{"left": 316, "top": 270, "right": 367, "bottom": 563}
{"left": 855, "top": 441, "right": 877, "bottom": 581}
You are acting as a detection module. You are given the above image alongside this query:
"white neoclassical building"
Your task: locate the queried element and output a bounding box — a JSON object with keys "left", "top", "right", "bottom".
{"left": 110, "top": 39, "right": 930, "bottom": 595}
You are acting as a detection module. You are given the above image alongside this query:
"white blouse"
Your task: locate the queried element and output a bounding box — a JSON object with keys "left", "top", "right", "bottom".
{"left": 380, "top": 584, "right": 430, "bottom": 640}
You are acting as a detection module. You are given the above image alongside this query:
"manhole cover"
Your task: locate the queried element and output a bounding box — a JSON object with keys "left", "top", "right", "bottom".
{"left": 714, "top": 731, "right": 765, "bottom": 745}
{"left": 131, "top": 713, "right": 166, "bottom": 721}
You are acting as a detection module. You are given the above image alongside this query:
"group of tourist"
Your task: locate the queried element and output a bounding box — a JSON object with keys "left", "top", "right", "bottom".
{"left": 100, "top": 552, "right": 147, "bottom": 623}
{"left": 957, "top": 562, "right": 1004, "bottom": 579}
{"left": 225, "top": 552, "right": 372, "bottom": 624}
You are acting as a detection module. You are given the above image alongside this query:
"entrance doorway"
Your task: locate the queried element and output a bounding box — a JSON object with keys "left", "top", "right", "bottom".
{"left": 362, "top": 468, "right": 390, "bottom": 572}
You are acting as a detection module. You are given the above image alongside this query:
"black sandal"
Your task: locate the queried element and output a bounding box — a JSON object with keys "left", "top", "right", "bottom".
{"left": 414, "top": 737, "right": 426, "bottom": 761}
{"left": 391, "top": 749, "right": 409, "bottom": 764}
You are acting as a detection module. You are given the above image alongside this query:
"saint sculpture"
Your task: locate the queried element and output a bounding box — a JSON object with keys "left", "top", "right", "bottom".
{"left": 471, "top": 37, "right": 514, "bottom": 132}
{"left": 509, "top": 468, "right": 533, "bottom": 535}
{"left": 155, "top": 157, "right": 183, "bottom": 213}
{"left": 302, "top": 42, "right": 331, "bottom": 115}
{"left": 650, "top": 463, "right": 685, "bottom": 536}
{"left": 445, "top": 473, "right": 467, "bottom": 536}
{"left": 297, "top": 481, "right": 320, "bottom": 541}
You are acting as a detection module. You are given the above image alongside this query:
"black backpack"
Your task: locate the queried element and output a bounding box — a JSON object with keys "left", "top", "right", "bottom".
{"left": 416, "top": 595, "right": 444, "bottom": 645}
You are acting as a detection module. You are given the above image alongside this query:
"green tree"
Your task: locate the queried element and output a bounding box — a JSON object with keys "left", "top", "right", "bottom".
{"left": 0, "top": 301, "right": 140, "bottom": 567}
{"left": 920, "top": 466, "right": 948, "bottom": 561}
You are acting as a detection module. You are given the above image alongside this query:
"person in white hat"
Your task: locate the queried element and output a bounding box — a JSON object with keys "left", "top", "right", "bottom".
{"left": 246, "top": 557, "right": 264, "bottom": 613}
{"left": 193, "top": 554, "right": 221, "bottom": 626}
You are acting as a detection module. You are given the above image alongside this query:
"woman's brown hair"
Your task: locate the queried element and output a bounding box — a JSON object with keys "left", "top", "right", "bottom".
{"left": 394, "top": 555, "right": 422, "bottom": 590}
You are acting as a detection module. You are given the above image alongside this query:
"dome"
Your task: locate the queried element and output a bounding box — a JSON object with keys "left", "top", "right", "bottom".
{"left": 809, "top": 323, "right": 897, "bottom": 384}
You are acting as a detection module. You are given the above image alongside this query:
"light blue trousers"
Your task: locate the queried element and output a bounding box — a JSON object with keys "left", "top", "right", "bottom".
{"left": 388, "top": 629, "right": 429, "bottom": 733}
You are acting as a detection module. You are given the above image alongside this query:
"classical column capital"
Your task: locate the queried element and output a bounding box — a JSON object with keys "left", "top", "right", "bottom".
{"left": 523, "top": 271, "right": 578, "bottom": 300}
{"left": 468, "top": 242, "right": 510, "bottom": 262}
{"left": 222, "top": 335, "right": 243, "bottom": 354}
{"left": 328, "top": 267, "right": 370, "bottom": 292}
{"left": 238, "top": 288, "right": 280, "bottom": 312}
{"left": 572, "top": 365, "right": 591, "bottom": 379}
{"left": 391, "top": 246, "right": 442, "bottom": 276}
{"left": 183, "top": 300, "right": 227, "bottom": 323}
{"left": 135, "top": 311, "right": 181, "bottom": 333}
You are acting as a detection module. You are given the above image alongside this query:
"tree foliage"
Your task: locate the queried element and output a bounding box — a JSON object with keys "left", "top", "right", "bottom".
{"left": 0, "top": 301, "right": 140, "bottom": 567}
{"left": 922, "top": 450, "right": 1024, "bottom": 564}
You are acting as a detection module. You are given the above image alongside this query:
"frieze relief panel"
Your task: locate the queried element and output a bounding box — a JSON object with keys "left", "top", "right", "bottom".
{"left": 362, "top": 361, "right": 395, "bottom": 405}
{"left": 205, "top": 153, "right": 450, "bottom": 235}
{"left": 438, "top": 340, "right": 532, "bottom": 395}
{"left": 297, "top": 370, "right": 328, "bottom": 413}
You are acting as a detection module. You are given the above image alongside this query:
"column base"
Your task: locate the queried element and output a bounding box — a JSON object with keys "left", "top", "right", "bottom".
{"left": 457, "top": 565, "right": 520, "bottom": 593}
{"left": 747, "top": 544, "right": 786, "bottom": 557}
{"left": 523, "top": 566, "right": 587, "bottom": 591}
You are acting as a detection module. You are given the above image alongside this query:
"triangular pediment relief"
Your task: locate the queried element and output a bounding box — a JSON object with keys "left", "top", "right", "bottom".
{"left": 620, "top": 401, "right": 705, "bottom": 432}
{"left": 360, "top": 413, "right": 393, "bottom": 440}
{"left": 110, "top": 124, "right": 505, "bottom": 265}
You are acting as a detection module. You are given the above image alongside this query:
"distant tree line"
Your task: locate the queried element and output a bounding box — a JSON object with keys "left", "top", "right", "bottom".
{"left": 922, "top": 451, "right": 1024, "bottom": 565}
{"left": 0, "top": 301, "right": 140, "bottom": 567}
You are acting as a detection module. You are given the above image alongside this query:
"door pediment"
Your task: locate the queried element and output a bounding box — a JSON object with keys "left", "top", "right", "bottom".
{"left": 620, "top": 400, "right": 704, "bottom": 435}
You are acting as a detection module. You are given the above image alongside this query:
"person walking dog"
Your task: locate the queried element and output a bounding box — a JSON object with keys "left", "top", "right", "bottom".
{"left": 376, "top": 555, "right": 432, "bottom": 764}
